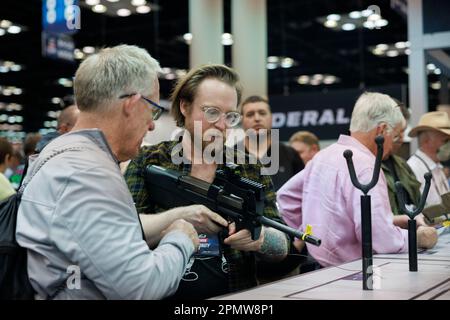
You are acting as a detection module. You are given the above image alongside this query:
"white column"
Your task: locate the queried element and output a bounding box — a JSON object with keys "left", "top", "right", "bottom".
{"left": 408, "top": 0, "right": 427, "bottom": 153}
{"left": 189, "top": 0, "right": 224, "bottom": 68}
{"left": 231, "top": 0, "right": 267, "bottom": 99}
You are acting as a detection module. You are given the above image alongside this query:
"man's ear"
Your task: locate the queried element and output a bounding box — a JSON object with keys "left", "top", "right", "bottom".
{"left": 58, "top": 123, "right": 68, "bottom": 134}
{"left": 376, "top": 123, "right": 387, "bottom": 136}
{"left": 122, "top": 94, "right": 141, "bottom": 117}
{"left": 5, "top": 154, "right": 12, "bottom": 166}
{"left": 180, "top": 100, "right": 188, "bottom": 117}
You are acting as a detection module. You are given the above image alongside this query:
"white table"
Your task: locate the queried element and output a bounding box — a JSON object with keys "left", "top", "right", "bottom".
{"left": 213, "top": 227, "right": 450, "bottom": 300}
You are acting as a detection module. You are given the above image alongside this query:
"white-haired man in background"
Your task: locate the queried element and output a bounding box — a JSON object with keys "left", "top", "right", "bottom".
{"left": 16, "top": 45, "right": 200, "bottom": 299}
{"left": 277, "top": 92, "right": 438, "bottom": 267}
{"left": 407, "top": 111, "right": 450, "bottom": 207}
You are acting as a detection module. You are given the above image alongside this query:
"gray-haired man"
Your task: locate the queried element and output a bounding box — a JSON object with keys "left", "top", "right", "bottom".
{"left": 16, "top": 45, "right": 199, "bottom": 299}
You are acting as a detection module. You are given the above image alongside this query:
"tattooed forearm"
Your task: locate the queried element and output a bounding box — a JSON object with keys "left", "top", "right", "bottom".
{"left": 257, "top": 227, "right": 289, "bottom": 262}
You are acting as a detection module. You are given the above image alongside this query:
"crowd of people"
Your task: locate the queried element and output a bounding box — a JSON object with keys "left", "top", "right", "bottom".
{"left": 2, "top": 44, "right": 445, "bottom": 299}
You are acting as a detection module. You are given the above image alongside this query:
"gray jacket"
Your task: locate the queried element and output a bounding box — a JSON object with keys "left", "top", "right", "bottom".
{"left": 16, "top": 129, "right": 194, "bottom": 299}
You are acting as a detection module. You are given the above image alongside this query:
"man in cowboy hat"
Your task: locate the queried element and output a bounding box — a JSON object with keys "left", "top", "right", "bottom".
{"left": 407, "top": 111, "right": 450, "bottom": 207}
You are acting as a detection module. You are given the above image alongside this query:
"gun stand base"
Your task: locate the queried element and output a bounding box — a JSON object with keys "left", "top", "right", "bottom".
{"left": 408, "top": 219, "right": 418, "bottom": 272}
{"left": 361, "top": 195, "right": 373, "bottom": 290}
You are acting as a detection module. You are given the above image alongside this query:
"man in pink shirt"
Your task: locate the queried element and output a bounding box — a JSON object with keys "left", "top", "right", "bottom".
{"left": 277, "top": 92, "right": 438, "bottom": 267}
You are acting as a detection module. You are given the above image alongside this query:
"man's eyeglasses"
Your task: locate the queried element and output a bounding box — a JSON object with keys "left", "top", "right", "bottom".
{"left": 385, "top": 122, "right": 402, "bottom": 143}
{"left": 202, "top": 106, "right": 241, "bottom": 127}
{"left": 119, "top": 93, "right": 165, "bottom": 121}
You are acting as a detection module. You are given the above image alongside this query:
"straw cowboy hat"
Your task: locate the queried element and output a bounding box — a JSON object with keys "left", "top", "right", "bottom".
{"left": 408, "top": 111, "right": 450, "bottom": 137}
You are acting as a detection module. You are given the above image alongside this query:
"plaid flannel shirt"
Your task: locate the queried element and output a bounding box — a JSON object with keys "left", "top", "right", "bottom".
{"left": 124, "top": 140, "right": 287, "bottom": 293}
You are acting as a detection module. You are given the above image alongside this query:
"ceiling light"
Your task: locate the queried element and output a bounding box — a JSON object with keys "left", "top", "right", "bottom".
{"left": 9, "top": 64, "right": 21, "bottom": 71}
{"left": 7, "top": 26, "right": 21, "bottom": 34}
{"left": 51, "top": 97, "right": 62, "bottom": 104}
{"left": 386, "top": 50, "right": 399, "bottom": 57}
{"left": 164, "top": 73, "right": 176, "bottom": 80}
{"left": 183, "top": 33, "right": 192, "bottom": 41}
{"left": 74, "top": 49, "right": 84, "bottom": 59}
{"left": 372, "top": 48, "right": 384, "bottom": 55}
{"left": 375, "top": 19, "right": 388, "bottom": 27}
{"left": 12, "top": 88, "right": 22, "bottom": 95}
{"left": 0, "top": 20, "right": 12, "bottom": 29}
{"left": 0, "top": 29, "right": 5, "bottom": 36}
{"left": 0, "top": 66, "right": 8, "bottom": 73}
{"left": 266, "top": 63, "right": 277, "bottom": 70}
{"left": 175, "top": 69, "right": 187, "bottom": 78}
{"left": 297, "top": 76, "right": 309, "bottom": 84}
{"left": 2, "top": 89, "right": 12, "bottom": 96}
{"left": 117, "top": 8, "right": 131, "bottom": 17}
{"left": 312, "top": 74, "right": 324, "bottom": 80}
{"left": 326, "top": 14, "right": 341, "bottom": 21}
{"left": 367, "top": 13, "right": 381, "bottom": 21}
{"left": 426, "top": 63, "right": 436, "bottom": 71}
{"left": 405, "top": 41, "right": 411, "bottom": 47}
{"left": 136, "top": 5, "right": 151, "bottom": 14}
{"left": 47, "top": 111, "right": 58, "bottom": 118}
{"left": 82, "top": 46, "right": 95, "bottom": 54}
{"left": 349, "top": 11, "right": 362, "bottom": 19}
{"left": 376, "top": 44, "right": 389, "bottom": 51}
{"left": 405, "top": 48, "right": 411, "bottom": 55}
{"left": 324, "top": 20, "right": 338, "bottom": 28}
{"left": 267, "top": 56, "right": 279, "bottom": 63}
{"left": 85, "top": 0, "right": 100, "bottom": 5}
{"left": 323, "top": 75, "right": 337, "bottom": 84}
{"left": 342, "top": 23, "right": 356, "bottom": 31}
{"left": 183, "top": 33, "right": 192, "bottom": 44}
{"left": 431, "top": 82, "right": 441, "bottom": 90}
{"left": 221, "top": 33, "right": 233, "bottom": 46}
{"left": 132, "top": 0, "right": 147, "bottom": 6}
{"left": 394, "top": 42, "right": 407, "bottom": 49}
{"left": 3, "top": 103, "right": 21, "bottom": 111}
{"left": 361, "top": 9, "right": 373, "bottom": 17}
{"left": 106, "top": 0, "right": 120, "bottom": 2}
{"left": 92, "top": 4, "right": 107, "bottom": 13}
{"left": 310, "top": 79, "right": 321, "bottom": 86}
{"left": 434, "top": 68, "right": 441, "bottom": 75}
{"left": 58, "top": 78, "right": 73, "bottom": 87}
{"left": 160, "top": 67, "right": 171, "bottom": 74}
{"left": 281, "top": 57, "right": 294, "bottom": 68}
{"left": 363, "top": 20, "right": 375, "bottom": 29}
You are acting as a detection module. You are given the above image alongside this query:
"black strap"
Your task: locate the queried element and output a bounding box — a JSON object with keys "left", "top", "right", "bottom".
{"left": 17, "top": 159, "right": 29, "bottom": 190}
{"left": 19, "top": 147, "right": 84, "bottom": 299}
{"left": 413, "top": 153, "right": 432, "bottom": 173}
{"left": 413, "top": 153, "right": 445, "bottom": 195}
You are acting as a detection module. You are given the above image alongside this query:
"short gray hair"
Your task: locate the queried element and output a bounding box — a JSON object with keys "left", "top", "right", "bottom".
{"left": 350, "top": 92, "right": 405, "bottom": 133}
{"left": 74, "top": 44, "right": 161, "bottom": 112}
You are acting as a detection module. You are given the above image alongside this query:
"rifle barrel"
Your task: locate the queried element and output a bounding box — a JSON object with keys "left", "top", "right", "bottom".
{"left": 258, "top": 216, "right": 321, "bottom": 246}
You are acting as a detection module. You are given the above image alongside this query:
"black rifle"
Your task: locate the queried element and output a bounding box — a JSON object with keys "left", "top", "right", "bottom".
{"left": 144, "top": 164, "right": 321, "bottom": 246}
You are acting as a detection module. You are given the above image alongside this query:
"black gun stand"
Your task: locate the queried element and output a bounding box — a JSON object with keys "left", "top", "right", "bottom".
{"left": 343, "top": 136, "right": 384, "bottom": 290}
{"left": 394, "top": 173, "right": 431, "bottom": 271}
